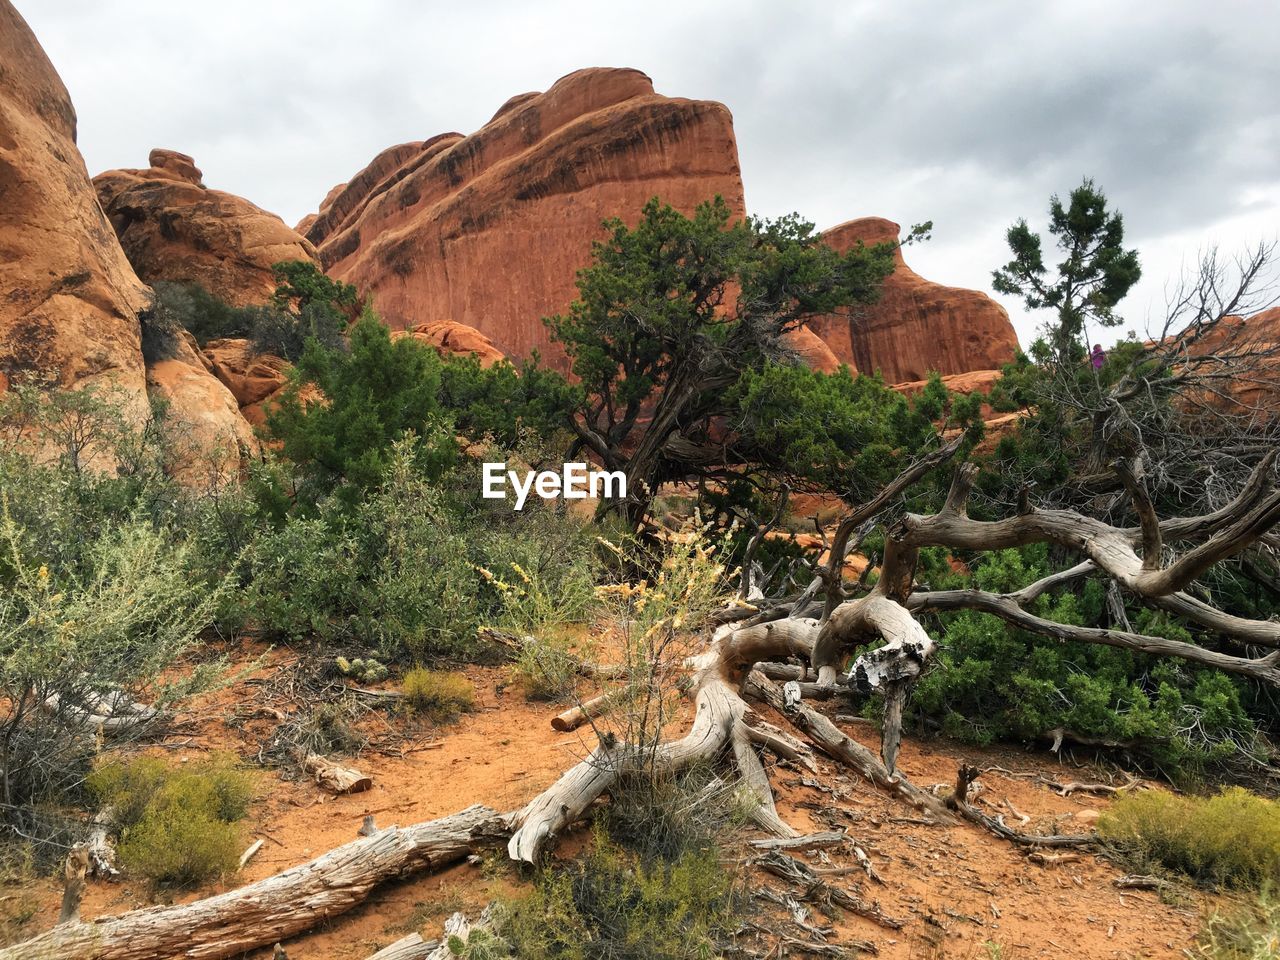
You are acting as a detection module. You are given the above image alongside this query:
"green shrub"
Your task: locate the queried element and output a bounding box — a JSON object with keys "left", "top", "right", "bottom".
{"left": 1192, "top": 893, "right": 1280, "bottom": 960}
{"left": 476, "top": 506, "right": 598, "bottom": 639}
{"left": 401, "top": 669, "right": 475, "bottom": 721}
{"left": 266, "top": 312, "right": 455, "bottom": 504}
{"left": 151, "top": 269, "right": 352, "bottom": 362}
{"left": 508, "top": 634, "right": 582, "bottom": 702}
{"left": 270, "top": 260, "right": 360, "bottom": 320}
{"left": 246, "top": 444, "right": 601, "bottom": 662}
{"left": 0, "top": 503, "right": 224, "bottom": 849}
{"left": 498, "top": 824, "right": 738, "bottom": 960}
{"left": 249, "top": 300, "right": 347, "bottom": 362}
{"left": 1098, "top": 788, "right": 1280, "bottom": 889}
{"left": 89, "top": 753, "right": 255, "bottom": 889}
{"left": 908, "top": 545, "right": 1263, "bottom": 777}
{"left": 149, "top": 281, "right": 251, "bottom": 345}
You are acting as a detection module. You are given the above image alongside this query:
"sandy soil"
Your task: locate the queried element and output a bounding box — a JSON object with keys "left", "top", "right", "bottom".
{"left": 1, "top": 645, "right": 1223, "bottom": 959}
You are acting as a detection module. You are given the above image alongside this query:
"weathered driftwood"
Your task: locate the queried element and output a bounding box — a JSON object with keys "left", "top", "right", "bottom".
{"left": 754, "top": 850, "right": 902, "bottom": 930}
{"left": 424, "top": 909, "right": 498, "bottom": 960}
{"left": 365, "top": 932, "right": 439, "bottom": 960}
{"left": 507, "top": 617, "right": 820, "bottom": 862}
{"left": 238, "top": 838, "right": 264, "bottom": 870}
{"left": 299, "top": 751, "right": 373, "bottom": 794}
{"left": 86, "top": 808, "right": 119, "bottom": 880}
{"left": 41, "top": 693, "right": 159, "bottom": 733}
{"left": 745, "top": 673, "right": 954, "bottom": 823}
{"left": 748, "top": 831, "right": 847, "bottom": 851}
{"left": 0, "top": 805, "right": 503, "bottom": 960}
{"left": 946, "top": 765, "right": 1095, "bottom": 848}
{"left": 550, "top": 689, "right": 629, "bottom": 732}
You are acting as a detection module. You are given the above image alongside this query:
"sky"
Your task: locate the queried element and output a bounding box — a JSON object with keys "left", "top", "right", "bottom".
{"left": 18, "top": 0, "right": 1280, "bottom": 347}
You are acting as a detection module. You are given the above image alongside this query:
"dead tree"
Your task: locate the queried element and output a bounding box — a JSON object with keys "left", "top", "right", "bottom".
{"left": 8, "top": 384, "right": 1280, "bottom": 958}
{"left": 510, "top": 448, "right": 1280, "bottom": 860}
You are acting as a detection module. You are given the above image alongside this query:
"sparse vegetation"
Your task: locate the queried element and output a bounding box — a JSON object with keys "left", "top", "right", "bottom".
{"left": 1192, "top": 893, "right": 1280, "bottom": 960}
{"left": 1099, "top": 788, "right": 1280, "bottom": 889}
{"left": 401, "top": 668, "right": 475, "bottom": 721}
{"left": 149, "top": 262, "right": 353, "bottom": 362}
{"left": 89, "top": 754, "right": 255, "bottom": 889}
{"left": 508, "top": 633, "right": 582, "bottom": 702}
{"left": 495, "top": 822, "right": 740, "bottom": 960}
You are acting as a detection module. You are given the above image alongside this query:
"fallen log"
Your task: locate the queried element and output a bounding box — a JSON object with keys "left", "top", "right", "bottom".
{"left": 749, "top": 832, "right": 847, "bottom": 852}
{"left": 366, "top": 932, "right": 439, "bottom": 960}
{"left": 507, "top": 617, "right": 820, "bottom": 862}
{"left": 0, "top": 805, "right": 504, "bottom": 960}
{"left": 238, "top": 838, "right": 264, "bottom": 870}
{"left": 551, "top": 689, "right": 629, "bottom": 732}
{"left": 86, "top": 808, "right": 119, "bottom": 880}
{"left": 947, "top": 765, "right": 1096, "bottom": 848}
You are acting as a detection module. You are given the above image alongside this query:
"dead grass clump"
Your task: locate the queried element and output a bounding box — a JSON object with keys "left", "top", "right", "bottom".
{"left": 402, "top": 668, "right": 475, "bottom": 721}
{"left": 1098, "top": 787, "right": 1280, "bottom": 889}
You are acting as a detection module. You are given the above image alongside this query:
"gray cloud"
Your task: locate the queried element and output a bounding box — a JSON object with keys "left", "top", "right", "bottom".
{"left": 18, "top": 0, "right": 1279, "bottom": 345}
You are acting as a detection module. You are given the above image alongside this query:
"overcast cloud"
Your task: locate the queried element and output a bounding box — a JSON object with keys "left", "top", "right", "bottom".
{"left": 18, "top": 0, "right": 1280, "bottom": 347}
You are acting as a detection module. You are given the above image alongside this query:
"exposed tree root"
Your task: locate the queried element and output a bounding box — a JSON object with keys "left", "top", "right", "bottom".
{"left": 754, "top": 850, "right": 903, "bottom": 930}
{"left": 946, "top": 765, "right": 1097, "bottom": 848}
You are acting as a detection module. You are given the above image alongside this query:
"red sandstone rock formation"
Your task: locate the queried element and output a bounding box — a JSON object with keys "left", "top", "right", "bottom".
{"left": 304, "top": 68, "right": 744, "bottom": 370}
{"left": 0, "top": 1, "right": 150, "bottom": 411}
{"left": 0, "top": 2, "right": 256, "bottom": 477}
{"left": 400, "top": 321, "right": 506, "bottom": 368}
{"left": 1181, "top": 306, "right": 1280, "bottom": 416}
{"left": 782, "top": 326, "right": 843, "bottom": 374}
{"left": 148, "top": 333, "right": 258, "bottom": 480}
{"left": 807, "top": 218, "right": 1020, "bottom": 384}
{"left": 201, "top": 338, "right": 292, "bottom": 426}
{"left": 892, "top": 369, "right": 1003, "bottom": 398}
{"left": 94, "top": 152, "right": 319, "bottom": 307}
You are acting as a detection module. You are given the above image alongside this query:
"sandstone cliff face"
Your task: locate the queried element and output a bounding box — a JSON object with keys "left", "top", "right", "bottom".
{"left": 782, "top": 326, "right": 842, "bottom": 374}
{"left": 0, "top": 2, "right": 256, "bottom": 477}
{"left": 93, "top": 150, "right": 319, "bottom": 307}
{"left": 0, "top": 0, "right": 150, "bottom": 410}
{"left": 1184, "top": 306, "right": 1280, "bottom": 416}
{"left": 807, "top": 218, "right": 1020, "bottom": 384}
{"left": 305, "top": 68, "right": 745, "bottom": 370}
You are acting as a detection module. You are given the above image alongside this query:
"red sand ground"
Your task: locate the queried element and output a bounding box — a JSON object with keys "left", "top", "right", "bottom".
{"left": 2, "top": 646, "right": 1227, "bottom": 959}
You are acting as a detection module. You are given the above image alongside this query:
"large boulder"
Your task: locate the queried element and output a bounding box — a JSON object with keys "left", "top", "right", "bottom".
{"left": 0, "top": 0, "right": 149, "bottom": 411}
{"left": 147, "top": 332, "right": 259, "bottom": 482}
{"left": 401, "top": 320, "right": 506, "bottom": 368}
{"left": 806, "top": 218, "right": 1020, "bottom": 383}
{"left": 304, "top": 68, "right": 746, "bottom": 370}
{"left": 201, "top": 338, "right": 292, "bottom": 426}
{"left": 94, "top": 151, "right": 319, "bottom": 307}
